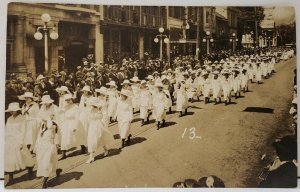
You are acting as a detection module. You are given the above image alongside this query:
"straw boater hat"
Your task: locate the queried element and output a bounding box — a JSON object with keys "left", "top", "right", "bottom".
{"left": 56, "top": 86, "right": 70, "bottom": 93}
{"left": 5, "top": 102, "right": 21, "bottom": 112}
{"left": 130, "top": 76, "right": 140, "bottom": 82}
{"left": 40, "top": 95, "right": 54, "bottom": 104}
{"left": 95, "top": 87, "right": 108, "bottom": 95}
{"left": 121, "top": 79, "right": 131, "bottom": 85}
{"left": 140, "top": 80, "right": 147, "bottom": 85}
{"left": 81, "top": 85, "right": 91, "bottom": 92}
{"left": 106, "top": 81, "right": 117, "bottom": 87}
{"left": 18, "top": 92, "right": 37, "bottom": 101}
{"left": 119, "top": 89, "right": 132, "bottom": 97}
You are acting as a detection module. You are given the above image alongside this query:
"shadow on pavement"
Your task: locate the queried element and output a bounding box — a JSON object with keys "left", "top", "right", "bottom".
{"left": 131, "top": 118, "right": 142, "bottom": 123}
{"left": 6, "top": 170, "right": 38, "bottom": 188}
{"left": 243, "top": 107, "right": 274, "bottom": 113}
{"left": 47, "top": 171, "right": 83, "bottom": 188}
{"left": 161, "top": 121, "right": 177, "bottom": 129}
{"left": 185, "top": 111, "right": 195, "bottom": 116}
{"left": 128, "top": 137, "right": 147, "bottom": 147}
{"left": 94, "top": 148, "right": 122, "bottom": 161}
{"left": 189, "top": 106, "right": 202, "bottom": 109}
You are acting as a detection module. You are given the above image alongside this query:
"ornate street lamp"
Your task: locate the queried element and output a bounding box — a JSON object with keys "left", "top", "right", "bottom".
{"left": 202, "top": 31, "right": 213, "bottom": 55}
{"left": 154, "top": 27, "right": 169, "bottom": 60}
{"left": 229, "top": 33, "right": 238, "bottom": 55}
{"left": 34, "top": 13, "right": 58, "bottom": 74}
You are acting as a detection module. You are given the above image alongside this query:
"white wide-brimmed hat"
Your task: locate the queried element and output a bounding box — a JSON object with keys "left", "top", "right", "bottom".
{"left": 40, "top": 95, "right": 54, "bottom": 104}
{"left": 56, "top": 86, "right": 70, "bottom": 93}
{"left": 95, "top": 87, "right": 108, "bottom": 95}
{"left": 121, "top": 79, "right": 131, "bottom": 85}
{"left": 140, "top": 80, "right": 147, "bottom": 84}
{"left": 5, "top": 102, "right": 21, "bottom": 112}
{"left": 64, "top": 94, "right": 74, "bottom": 101}
{"left": 106, "top": 81, "right": 117, "bottom": 87}
{"left": 292, "top": 97, "right": 297, "bottom": 104}
{"left": 130, "top": 76, "right": 140, "bottom": 82}
{"left": 36, "top": 74, "right": 46, "bottom": 82}
{"left": 146, "top": 75, "right": 154, "bottom": 80}
{"left": 18, "top": 92, "right": 37, "bottom": 100}
{"left": 81, "top": 85, "right": 91, "bottom": 92}
{"left": 119, "top": 89, "right": 132, "bottom": 97}
{"left": 155, "top": 82, "right": 164, "bottom": 88}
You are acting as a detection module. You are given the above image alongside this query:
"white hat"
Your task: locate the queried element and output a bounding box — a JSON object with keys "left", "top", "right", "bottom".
{"left": 64, "top": 94, "right": 73, "bottom": 101}
{"left": 40, "top": 95, "right": 54, "bottom": 104}
{"left": 121, "top": 79, "right": 131, "bottom": 85}
{"left": 119, "top": 89, "right": 132, "bottom": 97}
{"left": 106, "top": 81, "right": 117, "bottom": 87}
{"left": 56, "top": 86, "right": 69, "bottom": 93}
{"left": 36, "top": 74, "right": 46, "bottom": 82}
{"left": 5, "top": 102, "right": 21, "bottom": 112}
{"left": 130, "top": 76, "right": 140, "bottom": 82}
{"left": 155, "top": 82, "right": 164, "bottom": 88}
{"left": 81, "top": 85, "right": 91, "bottom": 92}
{"left": 86, "top": 97, "right": 102, "bottom": 107}
{"left": 292, "top": 97, "right": 297, "bottom": 104}
{"left": 95, "top": 87, "right": 108, "bottom": 95}
{"left": 146, "top": 75, "right": 154, "bottom": 80}
{"left": 18, "top": 92, "right": 37, "bottom": 100}
{"left": 140, "top": 80, "right": 147, "bottom": 84}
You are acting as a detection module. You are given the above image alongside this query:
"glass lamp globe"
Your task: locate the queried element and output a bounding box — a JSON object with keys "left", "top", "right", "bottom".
{"left": 164, "top": 38, "right": 169, "bottom": 44}
{"left": 50, "top": 31, "right": 59, "bottom": 40}
{"left": 34, "top": 31, "right": 43, "bottom": 40}
{"left": 210, "top": 39, "right": 214, "bottom": 42}
{"left": 230, "top": 39, "right": 233, "bottom": 42}
{"left": 206, "top": 31, "right": 210, "bottom": 36}
{"left": 202, "top": 39, "right": 206, "bottom": 42}
{"left": 41, "top": 13, "right": 51, "bottom": 23}
{"left": 185, "top": 23, "right": 190, "bottom": 29}
{"left": 232, "top": 33, "right": 236, "bottom": 37}
{"left": 236, "top": 39, "right": 238, "bottom": 42}
{"left": 159, "top": 27, "right": 164, "bottom": 33}
{"left": 154, "top": 37, "right": 159, "bottom": 43}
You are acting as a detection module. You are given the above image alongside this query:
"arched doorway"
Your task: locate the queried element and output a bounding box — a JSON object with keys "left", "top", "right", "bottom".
{"left": 64, "top": 41, "right": 88, "bottom": 72}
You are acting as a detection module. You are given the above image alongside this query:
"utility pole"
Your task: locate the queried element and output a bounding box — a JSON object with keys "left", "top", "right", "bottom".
{"left": 196, "top": 7, "right": 200, "bottom": 60}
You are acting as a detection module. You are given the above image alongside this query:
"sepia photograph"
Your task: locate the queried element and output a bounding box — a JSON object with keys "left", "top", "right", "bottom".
{"left": 3, "top": 2, "right": 297, "bottom": 189}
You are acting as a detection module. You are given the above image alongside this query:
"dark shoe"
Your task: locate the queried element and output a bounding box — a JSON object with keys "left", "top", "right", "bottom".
{"left": 56, "top": 169, "right": 62, "bottom": 177}
{"left": 235, "top": 93, "right": 237, "bottom": 99}
{"left": 27, "top": 167, "right": 34, "bottom": 178}
{"left": 126, "top": 134, "right": 132, "bottom": 146}
{"left": 238, "top": 92, "right": 241, "bottom": 97}
{"left": 214, "top": 99, "right": 217, "bottom": 105}
{"left": 120, "top": 139, "right": 126, "bottom": 149}
{"left": 141, "top": 119, "right": 145, "bottom": 126}
{"left": 59, "top": 151, "right": 67, "bottom": 161}
{"left": 168, "top": 107, "right": 172, "bottom": 114}
{"left": 157, "top": 122, "right": 160, "bottom": 130}
{"left": 80, "top": 145, "right": 87, "bottom": 154}
{"left": 197, "top": 97, "right": 200, "bottom": 101}
{"left": 42, "top": 177, "right": 48, "bottom": 189}
{"left": 179, "top": 111, "right": 183, "bottom": 117}
{"left": 219, "top": 98, "right": 222, "bottom": 103}
{"left": 185, "top": 109, "right": 187, "bottom": 115}
{"left": 205, "top": 97, "right": 208, "bottom": 104}
{"left": 6, "top": 174, "right": 14, "bottom": 187}
{"left": 162, "top": 119, "right": 166, "bottom": 127}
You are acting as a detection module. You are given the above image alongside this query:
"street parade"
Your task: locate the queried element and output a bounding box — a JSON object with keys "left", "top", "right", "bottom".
{"left": 4, "top": 46, "right": 297, "bottom": 188}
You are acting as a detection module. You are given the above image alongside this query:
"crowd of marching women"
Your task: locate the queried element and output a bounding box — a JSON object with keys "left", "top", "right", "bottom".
{"left": 4, "top": 47, "right": 295, "bottom": 188}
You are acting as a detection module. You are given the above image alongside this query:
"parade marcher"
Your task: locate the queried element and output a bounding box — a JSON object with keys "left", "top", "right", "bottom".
{"left": 153, "top": 82, "right": 168, "bottom": 130}
{"left": 106, "top": 81, "right": 119, "bottom": 123}
{"left": 55, "top": 86, "right": 71, "bottom": 109}
{"left": 116, "top": 89, "right": 133, "bottom": 148}
{"left": 255, "top": 62, "right": 263, "bottom": 84}
{"left": 139, "top": 80, "right": 151, "bottom": 125}
{"left": 19, "top": 92, "right": 40, "bottom": 152}
{"left": 232, "top": 69, "right": 242, "bottom": 99}
{"left": 57, "top": 94, "right": 86, "bottom": 160}
{"left": 161, "top": 75, "right": 173, "bottom": 114}
{"left": 221, "top": 70, "right": 233, "bottom": 106}
{"left": 241, "top": 69, "right": 249, "bottom": 92}
{"left": 130, "top": 76, "right": 141, "bottom": 113}
{"left": 201, "top": 72, "right": 211, "bottom": 104}
{"left": 95, "top": 87, "right": 110, "bottom": 128}
{"left": 211, "top": 71, "right": 222, "bottom": 105}
{"left": 38, "top": 95, "right": 58, "bottom": 121}
{"left": 175, "top": 80, "right": 189, "bottom": 117}
{"left": 34, "top": 119, "right": 62, "bottom": 188}
{"left": 85, "top": 97, "right": 111, "bottom": 164}
{"left": 5, "top": 102, "right": 35, "bottom": 186}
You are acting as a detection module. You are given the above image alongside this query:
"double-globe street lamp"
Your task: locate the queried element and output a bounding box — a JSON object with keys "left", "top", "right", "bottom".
{"left": 202, "top": 31, "right": 214, "bottom": 55}
{"left": 229, "top": 33, "right": 238, "bottom": 55}
{"left": 154, "top": 27, "right": 169, "bottom": 60}
{"left": 34, "top": 13, "right": 59, "bottom": 74}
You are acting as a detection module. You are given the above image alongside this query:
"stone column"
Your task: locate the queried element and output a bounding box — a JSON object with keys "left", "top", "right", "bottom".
{"left": 138, "top": 32, "right": 144, "bottom": 60}
{"left": 13, "top": 16, "right": 25, "bottom": 68}
{"left": 95, "top": 22, "right": 104, "bottom": 62}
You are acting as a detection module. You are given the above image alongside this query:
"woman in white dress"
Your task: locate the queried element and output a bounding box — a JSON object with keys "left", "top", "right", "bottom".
{"left": 221, "top": 70, "right": 233, "bottom": 105}
{"left": 201, "top": 72, "right": 211, "bottom": 104}
{"left": 153, "top": 82, "right": 168, "bottom": 130}
{"left": 85, "top": 97, "right": 112, "bottom": 164}
{"left": 19, "top": 92, "right": 40, "bottom": 152}
{"left": 35, "top": 119, "right": 62, "bottom": 188}
{"left": 211, "top": 71, "right": 222, "bottom": 105}
{"left": 161, "top": 75, "right": 173, "bottom": 114}
{"left": 130, "top": 76, "right": 141, "bottom": 113}
{"left": 56, "top": 94, "right": 85, "bottom": 160}
{"left": 232, "top": 69, "right": 242, "bottom": 99}
{"left": 78, "top": 85, "right": 93, "bottom": 154}
{"left": 139, "top": 80, "right": 151, "bottom": 125}
{"left": 116, "top": 89, "right": 133, "bottom": 148}
{"left": 255, "top": 62, "right": 263, "bottom": 84}
{"left": 95, "top": 87, "right": 110, "bottom": 129}
{"left": 175, "top": 80, "right": 189, "bottom": 117}
{"left": 5, "top": 102, "right": 35, "bottom": 186}
{"left": 106, "top": 81, "right": 118, "bottom": 123}
{"left": 55, "top": 86, "right": 70, "bottom": 109}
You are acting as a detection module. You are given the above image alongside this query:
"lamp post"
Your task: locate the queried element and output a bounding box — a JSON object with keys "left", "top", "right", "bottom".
{"left": 154, "top": 27, "right": 169, "bottom": 60}
{"left": 34, "top": 13, "right": 59, "bottom": 74}
{"left": 202, "top": 31, "right": 213, "bottom": 55}
{"left": 229, "top": 33, "right": 238, "bottom": 55}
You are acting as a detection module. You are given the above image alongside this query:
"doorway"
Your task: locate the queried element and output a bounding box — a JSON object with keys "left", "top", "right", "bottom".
{"left": 64, "top": 44, "right": 88, "bottom": 72}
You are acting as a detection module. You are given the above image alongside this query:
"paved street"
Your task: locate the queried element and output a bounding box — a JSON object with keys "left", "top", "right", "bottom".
{"left": 6, "top": 57, "right": 296, "bottom": 188}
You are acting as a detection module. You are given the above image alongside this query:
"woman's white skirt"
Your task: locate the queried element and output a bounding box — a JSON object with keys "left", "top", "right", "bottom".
{"left": 36, "top": 141, "right": 58, "bottom": 177}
